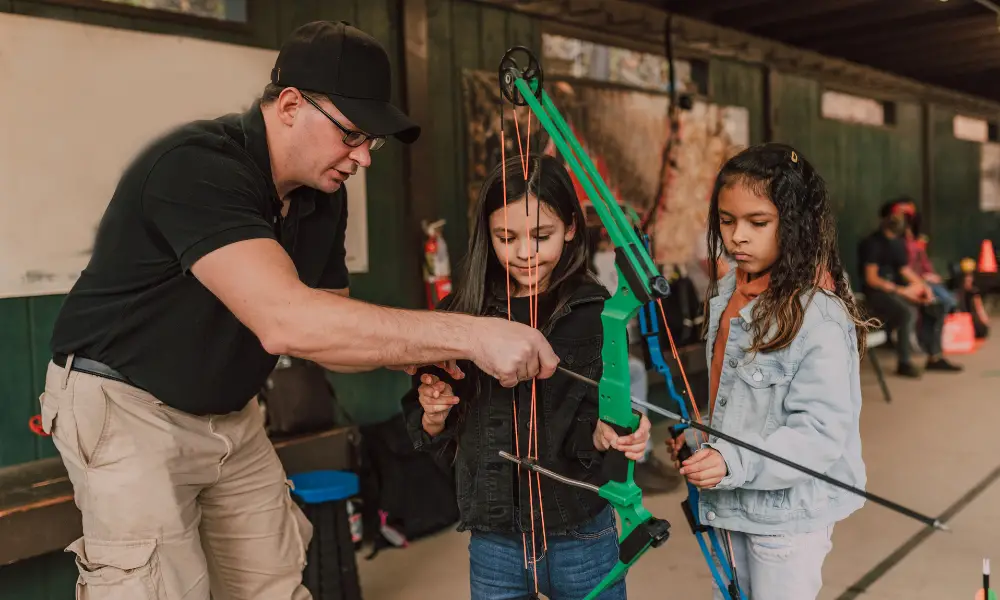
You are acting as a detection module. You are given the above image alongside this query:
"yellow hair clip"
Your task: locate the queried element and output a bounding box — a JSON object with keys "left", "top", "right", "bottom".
{"left": 790, "top": 151, "right": 798, "bottom": 163}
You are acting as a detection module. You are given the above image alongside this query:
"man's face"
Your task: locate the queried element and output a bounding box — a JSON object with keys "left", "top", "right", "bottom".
{"left": 884, "top": 214, "right": 907, "bottom": 236}
{"left": 282, "top": 90, "right": 376, "bottom": 194}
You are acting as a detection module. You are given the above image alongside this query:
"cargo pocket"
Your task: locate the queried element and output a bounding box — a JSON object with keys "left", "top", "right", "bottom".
{"left": 39, "top": 392, "right": 58, "bottom": 435}
{"left": 67, "top": 537, "right": 162, "bottom": 600}
{"left": 285, "top": 482, "right": 314, "bottom": 570}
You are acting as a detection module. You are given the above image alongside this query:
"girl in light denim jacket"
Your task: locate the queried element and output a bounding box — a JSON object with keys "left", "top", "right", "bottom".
{"left": 669, "top": 143, "right": 872, "bottom": 600}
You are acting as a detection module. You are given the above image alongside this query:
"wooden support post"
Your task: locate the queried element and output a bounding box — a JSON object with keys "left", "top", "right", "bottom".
{"left": 401, "top": 0, "right": 437, "bottom": 300}
{"left": 922, "top": 102, "right": 935, "bottom": 240}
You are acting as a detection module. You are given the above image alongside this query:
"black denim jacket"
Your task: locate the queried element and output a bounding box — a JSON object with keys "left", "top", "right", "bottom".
{"left": 401, "top": 279, "right": 612, "bottom": 536}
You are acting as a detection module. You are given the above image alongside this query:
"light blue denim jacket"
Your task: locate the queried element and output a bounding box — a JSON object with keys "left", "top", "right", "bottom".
{"left": 696, "top": 265, "right": 867, "bottom": 535}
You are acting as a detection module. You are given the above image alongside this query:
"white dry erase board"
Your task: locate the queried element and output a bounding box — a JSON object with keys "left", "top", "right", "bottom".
{"left": 0, "top": 12, "right": 368, "bottom": 299}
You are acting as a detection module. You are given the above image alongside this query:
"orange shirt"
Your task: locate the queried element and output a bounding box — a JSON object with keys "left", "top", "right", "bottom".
{"left": 710, "top": 269, "right": 770, "bottom": 418}
{"left": 709, "top": 269, "right": 836, "bottom": 419}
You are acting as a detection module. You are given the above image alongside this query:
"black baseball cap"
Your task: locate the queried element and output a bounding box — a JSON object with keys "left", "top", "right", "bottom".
{"left": 271, "top": 21, "right": 420, "bottom": 144}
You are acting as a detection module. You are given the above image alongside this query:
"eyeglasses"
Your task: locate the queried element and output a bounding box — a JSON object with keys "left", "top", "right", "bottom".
{"left": 302, "top": 94, "right": 385, "bottom": 151}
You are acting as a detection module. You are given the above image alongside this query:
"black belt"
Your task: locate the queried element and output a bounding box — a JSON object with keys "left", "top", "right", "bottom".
{"left": 53, "top": 354, "right": 139, "bottom": 389}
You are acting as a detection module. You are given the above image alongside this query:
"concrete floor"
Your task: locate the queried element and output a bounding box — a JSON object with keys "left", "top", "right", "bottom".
{"left": 355, "top": 335, "right": 1000, "bottom": 599}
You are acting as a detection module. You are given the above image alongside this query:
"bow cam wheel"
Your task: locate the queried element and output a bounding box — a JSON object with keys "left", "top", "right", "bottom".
{"left": 498, "top": 46, "right": 543, "bottom": 107}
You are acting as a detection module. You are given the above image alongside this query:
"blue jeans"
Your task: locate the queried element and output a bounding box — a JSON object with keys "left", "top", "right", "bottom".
{"left": 469, "top": 505, "right": 627, "bottom": 600}
{"left": 929, "top": 282, "right": 958, "bottom": 313}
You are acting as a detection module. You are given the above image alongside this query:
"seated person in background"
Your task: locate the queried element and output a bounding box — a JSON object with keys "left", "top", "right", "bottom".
{"left": 893, "top": 198, "right": 959, "bottom": 314}
{"left": 858, "top": 202, "right": 962, "bottom": 377}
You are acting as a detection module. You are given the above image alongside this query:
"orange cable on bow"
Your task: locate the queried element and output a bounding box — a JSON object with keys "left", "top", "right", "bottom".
{"left": 503, "top": 107, "right": 547, "bottom": 595}
{"left": 524, "top": 150, "right": 548, "bottom": 556}
{"left": 656, "top": 298, "right": 704, "bottom": 442}
{"left": 500, "top": 110, "right": 529, "bottom": 571}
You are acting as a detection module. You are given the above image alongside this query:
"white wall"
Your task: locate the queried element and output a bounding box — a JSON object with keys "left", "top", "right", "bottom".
{"left": 0, "top": 12, "right": 368, "bottom": 298}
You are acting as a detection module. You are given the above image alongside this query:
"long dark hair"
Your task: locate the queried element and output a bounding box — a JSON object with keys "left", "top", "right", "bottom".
{"left": 705, "top": 143, "right": 873, "bottom": 355}
{"left": 437, "top": 154, "right": 594, "bottom": 446}
{"left": 447, "top": 153, "right": 593, "bottom": 325}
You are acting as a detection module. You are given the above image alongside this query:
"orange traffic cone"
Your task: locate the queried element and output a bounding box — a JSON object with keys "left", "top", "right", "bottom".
{"left": 943, "top": 312, "right": 977, "bottom": 355}
{"left": 979, "top": 239, "right": 997, "bottom": 273}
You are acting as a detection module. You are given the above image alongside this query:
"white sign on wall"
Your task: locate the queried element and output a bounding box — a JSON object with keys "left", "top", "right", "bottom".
{"left": 820, "top": 90, "right": 885, "bottom": 127}
{"left": 0, "top": 13, "right": 368, "bottom": 299}
{"left": 954, "top": 115, "right": 990, "bottom": 143}
{"left": 982, "top": 143, "right": 1000, "bottom": 213}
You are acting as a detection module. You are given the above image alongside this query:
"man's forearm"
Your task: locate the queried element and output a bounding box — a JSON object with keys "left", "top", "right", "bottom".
{"left": 323, "top": 364, "right": 375, "bottom": 373}
{"left": 268, "top": 288, "right": 478, "bottom": 369}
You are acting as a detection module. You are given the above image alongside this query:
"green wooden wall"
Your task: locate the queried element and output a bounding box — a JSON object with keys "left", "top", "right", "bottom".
{"left": 709, "top": 57, "right": 767, "bottom": 146}
{"left": 929, "top": 106, "right": 1000, "bottom": 271}
{"left": 770, "top": 72, "right": 925, "bottom": 287}
{"left": 426, "top": 0, "right": 541, "bottom": 267}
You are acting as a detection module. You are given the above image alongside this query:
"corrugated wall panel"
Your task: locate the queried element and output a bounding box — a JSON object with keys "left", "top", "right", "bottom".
{"left": 929, "top": 106, "right": 1000, "bottom": 271}
{"left": 770, "top": 72, "right": 924, "bottom": 287}
{"left": 709, "top": 58, "right": 766, "bottom": 146}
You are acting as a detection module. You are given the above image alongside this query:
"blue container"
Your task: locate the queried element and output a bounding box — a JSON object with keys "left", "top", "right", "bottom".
{"left": 289, "top": 470, "right": 363, "bottom": 600}
{"left": 289, "top": 470, "right": 359, "bottom": 505}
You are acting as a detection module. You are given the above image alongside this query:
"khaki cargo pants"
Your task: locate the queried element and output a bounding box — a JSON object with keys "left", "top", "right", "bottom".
{"left": 40, "top": 357, "right": 314, "bottom": 600}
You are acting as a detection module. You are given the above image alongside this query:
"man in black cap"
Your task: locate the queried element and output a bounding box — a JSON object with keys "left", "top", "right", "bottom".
{"left": 40, "top": 21, "right": 557, "bottom": 599}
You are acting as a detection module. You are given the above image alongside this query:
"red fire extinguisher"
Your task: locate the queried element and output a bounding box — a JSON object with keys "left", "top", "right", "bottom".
{"left": 422, "top": 219, "right": 452, "bottom": 309}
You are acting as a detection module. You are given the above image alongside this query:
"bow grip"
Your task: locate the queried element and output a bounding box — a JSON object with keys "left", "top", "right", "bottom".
{"left": 601, "top": 421, "right": 635, "bottom": 485}
{"left": 670, "top": 424, "right": 693, "bottom": 463}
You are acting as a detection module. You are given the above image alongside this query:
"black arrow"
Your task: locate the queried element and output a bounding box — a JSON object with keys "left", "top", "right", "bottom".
{"left": 557, "top": 365, "right": 948, "bottom": 532}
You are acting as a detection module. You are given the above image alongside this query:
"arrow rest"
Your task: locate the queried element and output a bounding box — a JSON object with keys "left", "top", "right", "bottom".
{"left": 498, "top": 45, "right": 543, "bottom": 106}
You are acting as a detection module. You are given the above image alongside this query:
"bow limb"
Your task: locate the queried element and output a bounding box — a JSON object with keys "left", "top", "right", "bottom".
{"left": 633, "top": 232, "right": 745, "bottom": 600}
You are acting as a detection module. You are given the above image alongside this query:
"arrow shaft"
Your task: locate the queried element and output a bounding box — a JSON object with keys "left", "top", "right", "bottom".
{"left": 499, "top": 451, "right": 601, "bottom": 494}
{"left": 557, "top": 366, "right": 948, "bottom": 531}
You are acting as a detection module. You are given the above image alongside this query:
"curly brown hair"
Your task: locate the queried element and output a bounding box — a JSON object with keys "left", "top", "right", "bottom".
{"left": 704, "top": 143, "right": 875, "bottom": 356}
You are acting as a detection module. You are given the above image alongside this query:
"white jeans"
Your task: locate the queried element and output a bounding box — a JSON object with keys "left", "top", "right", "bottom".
{"left": 710, "top": 526, "right": 834, "bottom": 600}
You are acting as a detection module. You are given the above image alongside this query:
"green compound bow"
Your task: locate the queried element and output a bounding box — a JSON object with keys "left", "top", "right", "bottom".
{"left": 493, "top": 45, "right": 948, "bottom": 600}
{"left": 495, "top": 45, "right": 673, "bottom": 599}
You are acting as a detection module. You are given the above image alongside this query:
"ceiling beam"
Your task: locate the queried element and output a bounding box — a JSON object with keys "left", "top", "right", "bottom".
{"left": 831, "top": 29, "right": 1000, "bottom": 68}
{"left": 661, "top": 0, "right": 765, "bottom": 19}
{"left": 867, "top": 37, "right": 1000, "bottom": 72}
{"left": 768, "top": 1, "right": 977, "bottom": 44}
{"left": 902, "top": 55, "right": 1000, "bottom": 78}
{"left": 712, "top": 0, "right": 875, "bottom": 32}
{"left": 810, "top": 15, "right": 997, "bottom": 54}
{"left": 932, "top": 71, "right": 1000, "bottom": 100}
{"left": 804, "top": 2, "right": 986, "bottom": 46}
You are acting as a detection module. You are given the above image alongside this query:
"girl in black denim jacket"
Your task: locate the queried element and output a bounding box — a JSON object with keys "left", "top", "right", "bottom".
{"left": 402, "top": 154, "right": 651, "bottom": 599}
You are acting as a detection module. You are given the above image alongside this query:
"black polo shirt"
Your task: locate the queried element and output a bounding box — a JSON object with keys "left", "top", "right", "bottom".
{"left": 50, "top": 102, "right": 349, "bottom": 415}
{"left": 858, "top": 230, "right": 908, "bottom": 292}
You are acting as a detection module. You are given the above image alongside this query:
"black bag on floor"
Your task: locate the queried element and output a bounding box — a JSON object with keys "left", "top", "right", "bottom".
{"left": 259, "top": 356, "right": 339, "bottom": 438}
{"left": 356, "top": 412, "right": 459, "bottom": 558}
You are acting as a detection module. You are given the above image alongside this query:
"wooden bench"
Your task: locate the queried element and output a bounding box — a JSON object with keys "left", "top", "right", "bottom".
{"left": 0, "top": 426, "right": 358, "bottom": 566}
